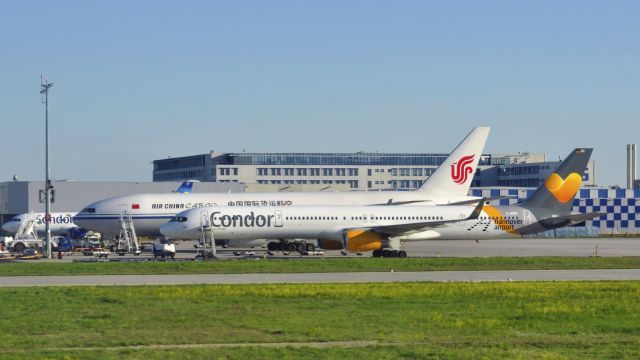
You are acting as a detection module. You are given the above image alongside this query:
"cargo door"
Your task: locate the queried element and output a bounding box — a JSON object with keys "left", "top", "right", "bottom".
{"left": 274, "top": 210, "right": 283, "bottom": 227}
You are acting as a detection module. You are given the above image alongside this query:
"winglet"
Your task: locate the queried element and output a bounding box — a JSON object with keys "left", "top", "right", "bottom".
{"left": 468, "top": 197, "right": 487, "bottom": 220}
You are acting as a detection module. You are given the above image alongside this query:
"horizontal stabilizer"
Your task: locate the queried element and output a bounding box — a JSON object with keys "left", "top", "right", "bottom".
{"left": 516, "top": 212, "right": 606, "bottom": 235}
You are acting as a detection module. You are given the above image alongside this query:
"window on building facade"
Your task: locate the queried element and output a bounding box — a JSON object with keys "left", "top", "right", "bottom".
{"left": 389, "top": 168, "right": 398, "bottom": 176}
{"left": 336, "top": 168, "right": 346, "bottom": 176}
{"left": 257, "top": 168, "right": 268, "bottom": 176}
{"left": 284, "top": 168, "right": 294, "bottom": 176}
{"left": 310, "top": 168, "right": 320, "bottom": 176}
{"left": 400, "top": 168, "right": 410, "bottom": 176}
{"left": 271, "top": 168, "right": 281, "bottom": 176}
{"left": 323, "top": 168, "right": 333, "bottom": 176}
{"left": 348, "top": 180, "right": 359, "bottom": 188}
{"left": 412, "top": 168, "right": 422, "bottom": 176}
{"left": 297, "top": 168, "right": 307, "bottom": 176}
{"left": 348, "top": 168, "right": 358, "bottom": 176}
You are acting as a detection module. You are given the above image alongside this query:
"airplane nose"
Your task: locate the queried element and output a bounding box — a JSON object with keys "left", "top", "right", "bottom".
{"left": 159, "top": 222, "right": 179, "bottom": 239}
{"left": 2, "top": 222, "right": 16, "bottom": 233}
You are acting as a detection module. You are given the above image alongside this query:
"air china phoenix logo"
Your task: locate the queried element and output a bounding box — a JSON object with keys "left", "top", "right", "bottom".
{"left": 450, "top": 154, "right": 475, "bottom": 184}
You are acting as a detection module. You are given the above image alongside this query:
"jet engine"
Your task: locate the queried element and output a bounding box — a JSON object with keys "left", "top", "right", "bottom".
{"left": 342, "top": 229, "right": 383, "bottom": 252}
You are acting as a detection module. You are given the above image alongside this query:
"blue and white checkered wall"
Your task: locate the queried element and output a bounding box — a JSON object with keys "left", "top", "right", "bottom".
{"left": 469, "top": 187, "right": 640, "bottom": 234}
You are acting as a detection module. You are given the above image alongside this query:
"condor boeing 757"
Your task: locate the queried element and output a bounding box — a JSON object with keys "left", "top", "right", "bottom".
{"left": 160, "top": 148, "right": 604, "bottom": 256}
{"left": 74, "top": 127, "right": 490, "bottom": 238}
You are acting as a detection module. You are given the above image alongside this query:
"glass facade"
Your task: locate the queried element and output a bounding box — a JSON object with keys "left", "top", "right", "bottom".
{"left": 228, "top": 153, "right": 492, "bottom": 166}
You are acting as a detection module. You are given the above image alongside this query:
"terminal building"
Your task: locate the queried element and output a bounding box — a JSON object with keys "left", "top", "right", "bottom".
{"left": 153, "top": 151, "right": 596, "bottom": 190}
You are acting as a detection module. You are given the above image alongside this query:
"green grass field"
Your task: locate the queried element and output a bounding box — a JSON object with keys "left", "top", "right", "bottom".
{"left": 1, "top": 256, "right": 640, "bottom": 276}
{"left": 1, "top": 282, "right": 639, "bottom": 359}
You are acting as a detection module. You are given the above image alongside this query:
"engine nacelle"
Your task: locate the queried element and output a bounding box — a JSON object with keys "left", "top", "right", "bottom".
{"left": 342, "top": 229, "right": 382, "bottom": 252}
{"left": 317, "top": 239, "right": 344, "bottom": 250}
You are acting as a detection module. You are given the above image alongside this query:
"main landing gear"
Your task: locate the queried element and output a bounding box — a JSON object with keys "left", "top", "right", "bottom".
{"left": 372, "top": 249, "right": 407, "bottom": 258}
{"left": 267, "top": 240, "right": 316, "bottom": 253}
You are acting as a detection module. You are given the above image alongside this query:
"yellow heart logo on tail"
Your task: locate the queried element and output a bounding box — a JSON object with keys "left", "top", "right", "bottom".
{"left": 545, "top": 172, "right": 582, "bottom": 203}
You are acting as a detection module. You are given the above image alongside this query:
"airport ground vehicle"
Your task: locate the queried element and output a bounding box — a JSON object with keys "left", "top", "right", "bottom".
{"left": 153, "top": 242, "right": 176, "bottom": 259}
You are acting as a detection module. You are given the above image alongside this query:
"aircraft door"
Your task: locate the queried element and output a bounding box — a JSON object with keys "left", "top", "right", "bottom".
{"left": 523, "top": 210, "right": 532, "bottom": 226}
{"left": 370, "top": 214, "right": 376, "bottom": 224}
{"left": 274, "top": 210, "right": 283, "bottom": 227}
{"left": 200, "top": 210, "right": 210, "bottom": 228}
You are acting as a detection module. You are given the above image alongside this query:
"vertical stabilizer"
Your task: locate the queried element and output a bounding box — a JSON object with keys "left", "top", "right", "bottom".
{"left": 523, "top": 148, "right": 592, "bottom": 216}
{"left": 417, "top": 127, "right": 490, "bottom": 196}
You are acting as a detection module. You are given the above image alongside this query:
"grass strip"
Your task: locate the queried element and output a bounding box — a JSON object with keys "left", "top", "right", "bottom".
{"left": 0, "top": 282, "right": 639, "bottom": 358}
{"left": 1, "top": 256, "right": 640, "bottom": 276}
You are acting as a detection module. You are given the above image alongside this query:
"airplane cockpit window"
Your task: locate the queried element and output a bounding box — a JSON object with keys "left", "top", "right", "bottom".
{"left": 82, "top": 208, "right": 96, "bottom": 213}
{"left": 169, "top": 216, "right": 188, "bottom": 222}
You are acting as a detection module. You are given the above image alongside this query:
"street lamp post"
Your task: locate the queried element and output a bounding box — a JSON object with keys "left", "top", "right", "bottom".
{"left": 41, "top": 76, "right": 54, "bottom": 259}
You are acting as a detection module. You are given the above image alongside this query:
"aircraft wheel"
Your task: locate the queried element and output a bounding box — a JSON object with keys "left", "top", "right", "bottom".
{"left": 267, "top": 242, "right": 279, "bottom": 251}
{"left": 13, "top": 242, "right": 25, "bottom": 253}
{"left": 288, "top": 242, "right": 299, "bottom": 252}
{"left": 372, "top": 249, "right": 381, "bottom": 257}
{"left": 278, "top": 242, "right": 289, "bottom": 251}
{"left": 305, "top": 243, "right": 315, "bottom": 252}
{"left": 398, "top": 250, "right": 407, "bottom": 258}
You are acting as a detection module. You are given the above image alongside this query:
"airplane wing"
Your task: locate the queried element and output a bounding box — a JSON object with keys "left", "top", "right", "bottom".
{"left": 356, "top": 198, "right": 485, "bottom": 237}
{"left": 369, "top": 195, "right": 508, "bottom": 206}
{"left": 369, "top": 199, "right": 433, "bottom": 206}
{"left": 440, "top": 196, "right": 513, "bottom": 206}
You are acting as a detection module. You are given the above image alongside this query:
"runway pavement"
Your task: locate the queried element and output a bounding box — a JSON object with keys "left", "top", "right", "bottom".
{"left": 2, "top": 269, "right": 640, "bottom": 287}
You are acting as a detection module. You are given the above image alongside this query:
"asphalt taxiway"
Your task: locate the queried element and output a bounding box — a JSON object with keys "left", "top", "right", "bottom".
{"left": 2, "top": 269, "right": 640, "bottom": 287}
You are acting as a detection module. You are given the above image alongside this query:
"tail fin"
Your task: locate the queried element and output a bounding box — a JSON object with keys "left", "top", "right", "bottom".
{"left": 523, "top": 148, "right": 592, "bottom": 215}
{"left": 176, "top": 181, "right": 193, "bottom": 193}
{"left": 417, "top": 127, "right": 490, "bottom": 196}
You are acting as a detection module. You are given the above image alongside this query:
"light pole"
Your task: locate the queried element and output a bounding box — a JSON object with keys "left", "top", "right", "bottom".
{"left": 41, "top": 76, "right": 54, "bottom": 259}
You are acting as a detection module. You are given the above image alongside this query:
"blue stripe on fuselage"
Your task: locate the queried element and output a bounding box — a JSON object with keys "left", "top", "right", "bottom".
{"left": 74, "top": 215, "right": 174, "bottom": 221}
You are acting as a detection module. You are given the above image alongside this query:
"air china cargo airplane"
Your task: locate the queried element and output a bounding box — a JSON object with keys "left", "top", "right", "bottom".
{"left": 160, "top": 148, "right": 604, "bottom": 257}
{"left": 1, "top": 181, "right": 195, "bottom": 236}
{"left": 74, "top": 127, "right": 491, "bottom": 237}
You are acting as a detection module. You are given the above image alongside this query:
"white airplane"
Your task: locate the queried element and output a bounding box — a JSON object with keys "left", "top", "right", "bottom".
{"left": 161, "top": 200, "right": 487, "bottom": 257}
{"left": 160, "top": 148, "right": 604, "bottom": 257}
{"left": 1, "top": 181, "right": 195, "bottom": 237}
{"left": 1, "top": 212, "right": 79, "bottom": 235}
{"left": 74, "top": 127, "right": 491, "bottom": 242}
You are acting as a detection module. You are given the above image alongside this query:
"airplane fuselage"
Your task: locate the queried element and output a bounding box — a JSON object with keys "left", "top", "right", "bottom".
{"left": 1, "top": 212, "right": 79, "bottom": 235}
{"left": 74, "top": 191, "right": 480, "bottom": 236}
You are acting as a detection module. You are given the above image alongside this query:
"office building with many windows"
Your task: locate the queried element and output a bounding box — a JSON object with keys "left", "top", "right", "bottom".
{"left": 153, "top": 151, "right": 595, "bottom": 190}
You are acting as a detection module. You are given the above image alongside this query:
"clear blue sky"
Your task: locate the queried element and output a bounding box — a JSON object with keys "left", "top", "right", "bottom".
{"left": 1, "top": 0, "right": 638, "bottom": 186}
